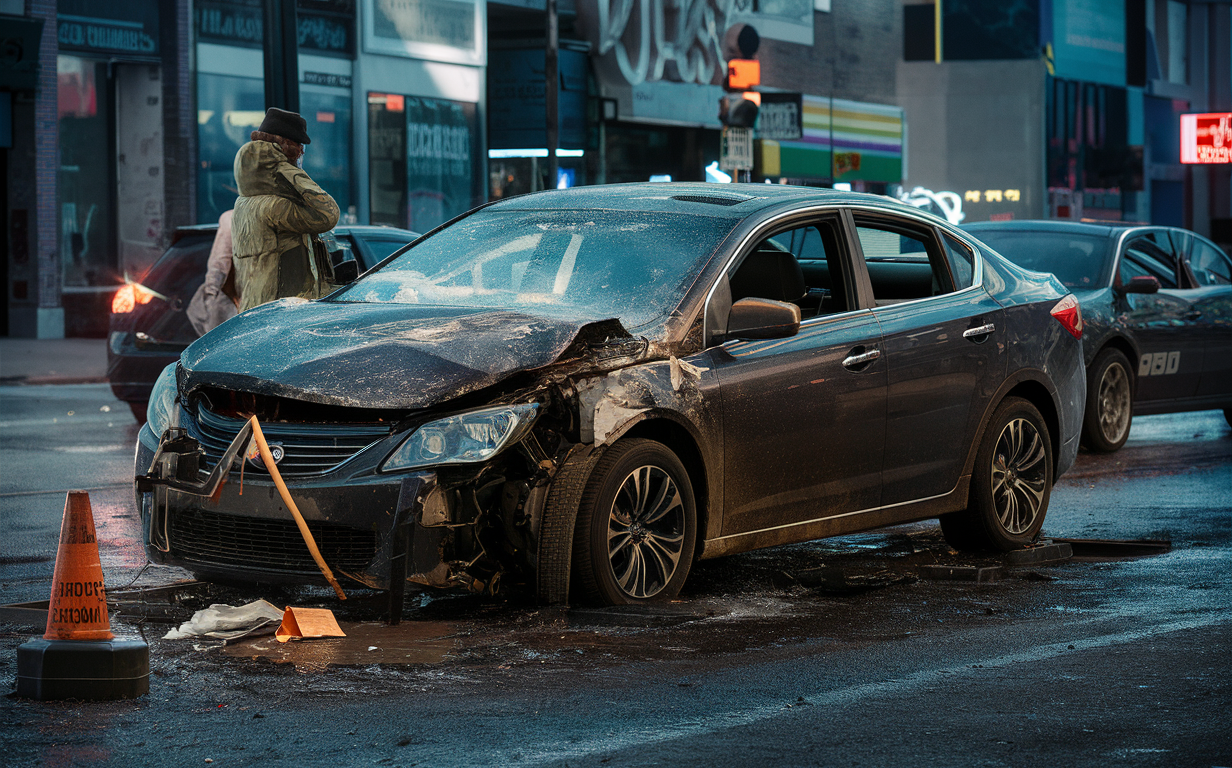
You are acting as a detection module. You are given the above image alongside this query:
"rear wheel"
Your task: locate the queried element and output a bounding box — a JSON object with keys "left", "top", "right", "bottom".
{"left": 571, "top": 439, "right": 696, "bottom": 606}
{"left": 1082, "top": 349, "right": 1133, "bottom": 452}
{"left": 942, "top": 397, "right": 1052, "bottom": 551}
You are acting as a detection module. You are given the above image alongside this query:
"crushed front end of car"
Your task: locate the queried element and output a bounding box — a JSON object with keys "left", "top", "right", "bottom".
{"left": 132, "top": 300, "right": 692, "bottom": 609}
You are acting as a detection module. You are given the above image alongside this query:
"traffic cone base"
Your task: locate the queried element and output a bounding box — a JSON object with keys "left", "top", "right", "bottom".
{"left": 16, "top": 638, "right": 149, "bottom": 701}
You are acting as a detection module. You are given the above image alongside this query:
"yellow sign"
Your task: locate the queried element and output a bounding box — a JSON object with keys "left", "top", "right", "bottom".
{"left": 964, "top": 189, "right": 1021, "bottom": 203}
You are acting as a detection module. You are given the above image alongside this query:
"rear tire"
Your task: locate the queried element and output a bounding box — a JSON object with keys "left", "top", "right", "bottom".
{"left": 571, "top": 439, "right": 696, "bottom": 606}
{"left": 1081, "top": 349, "right": 1133, "bottom": 453}
{"left": 942, "top": 397, "right": 1052, "bottom": 552}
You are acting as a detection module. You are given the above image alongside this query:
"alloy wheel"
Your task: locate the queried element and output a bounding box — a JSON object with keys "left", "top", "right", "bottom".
{"left": 606, "top": 465, "right": 686, "bottom": 599}
{"left": 1097, "top": 361, "right": 1131, "bottom": 445}
{"left": 990, "top": 418, "right": 1048, "bottom": 534}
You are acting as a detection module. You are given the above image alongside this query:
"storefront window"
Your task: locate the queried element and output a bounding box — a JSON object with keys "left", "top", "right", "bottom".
{"left": 368, "top": 92, "right": 482, "bottom": 233}
{"left": 301, "top": 90, "right": 353, "bottom": 220}
{"left": 57, "top": 55, "right": 117, "bottom": 288}
{"left": 196, "top": 71, "right": 265, "bottom": 224}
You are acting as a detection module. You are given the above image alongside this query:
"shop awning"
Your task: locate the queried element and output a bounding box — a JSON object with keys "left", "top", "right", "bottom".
{"left": 759, "top": 96, "right": 904, "bottom": 183}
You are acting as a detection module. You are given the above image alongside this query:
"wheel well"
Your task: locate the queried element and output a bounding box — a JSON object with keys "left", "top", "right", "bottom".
{"left": 1004, "top": 380, "right": 1061, "bottom": 473}
{"left": 622, "top": 419, "right": 709, "bottom": 555}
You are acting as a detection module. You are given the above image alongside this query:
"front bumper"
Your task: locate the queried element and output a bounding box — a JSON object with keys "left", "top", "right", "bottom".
{"left": 135, "top": 423, "right": 443, "bottom": 591}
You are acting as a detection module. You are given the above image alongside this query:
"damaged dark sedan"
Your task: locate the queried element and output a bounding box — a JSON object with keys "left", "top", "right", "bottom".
{"left": 135, "top": 184, "right": 1086, "bottom": 607}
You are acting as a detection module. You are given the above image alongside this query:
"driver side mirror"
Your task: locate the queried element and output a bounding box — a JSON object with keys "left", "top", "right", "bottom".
{"left": 332, "top": 259, "right": 360, "bottom": 285}
{"left": 1119, "top": 275, "right": 1160, "bottom": 295}
{"left": 726, "top": 297, "right": 801, "bottom": 341}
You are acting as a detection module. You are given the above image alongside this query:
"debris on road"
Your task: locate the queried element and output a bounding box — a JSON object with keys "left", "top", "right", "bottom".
{"left": 163, "top": 599, "right": 285, "bottom": 641}
{"left": 275, "top": 606, "right": 347, "bottom": 642}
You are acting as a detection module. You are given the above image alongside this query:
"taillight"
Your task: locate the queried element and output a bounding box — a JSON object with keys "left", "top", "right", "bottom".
{"left": 111, "top": 283, "right": 155, "bottom": 314}
{"left": 1050, "top": 294, "right": 1084, "bottom": 339}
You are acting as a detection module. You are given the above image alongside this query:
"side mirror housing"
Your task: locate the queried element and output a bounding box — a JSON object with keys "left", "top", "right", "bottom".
{"left": 1119, "top": 275, "right": 1160, "bottom": 295}
{"left": 726, "top": 297, "right": 801, "bottom": 341}
{"left": 332, "top": 259, "right": 360, "bottom": 285}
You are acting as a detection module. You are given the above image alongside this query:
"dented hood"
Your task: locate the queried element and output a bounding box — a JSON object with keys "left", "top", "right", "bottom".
{"left": 179, "top": 299, "right": 601, "bottom": 409}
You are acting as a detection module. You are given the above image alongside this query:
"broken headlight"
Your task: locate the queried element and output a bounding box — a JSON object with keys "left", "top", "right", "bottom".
{"left": 147, "top": 363, "right": 182, "bottom": 437}
{"left": 381, "top": 403, "right": 540, "bottom": 472}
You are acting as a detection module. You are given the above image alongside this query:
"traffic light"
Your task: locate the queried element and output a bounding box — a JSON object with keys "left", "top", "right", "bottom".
{"left": 719, "top": 23, "right": 760, "bottom": 128}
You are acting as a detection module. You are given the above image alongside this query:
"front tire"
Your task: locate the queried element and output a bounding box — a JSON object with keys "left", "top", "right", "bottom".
{"left": 571, "top": 439, "right": 697, "bottom": 606}
{"left": 1082, "top": 349, "right": 1133, "bottom": 452}
{"left": 942, "top": 397, "right": 1052, "bottom": 552}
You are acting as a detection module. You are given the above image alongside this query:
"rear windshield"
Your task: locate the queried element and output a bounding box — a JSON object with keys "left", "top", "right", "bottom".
{"left": 141, "top": 234, "right": 214, "bottom": 294}
{"left": 968, "top": 230, "right": 1111, "bottom": 289}
{"left": 333, "top": 209, "right": 736, "bottom": 331}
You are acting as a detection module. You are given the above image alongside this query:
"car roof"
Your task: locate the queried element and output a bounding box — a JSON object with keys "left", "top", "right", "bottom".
{"left": 486, "top": 182, "right": 920, "bottom": 218}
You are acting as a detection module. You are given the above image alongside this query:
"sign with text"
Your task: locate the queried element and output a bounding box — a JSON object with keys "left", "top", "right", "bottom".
{"left": 757, "top": 93, "right": 802, "bottom": 140}
{"left": 1181, "top": 113, "right": 1232, "bottom": 164}
{"left": 720, "top": 127, "right": 753, "bottom": 171}
{"left": 58, "top": 0, "right": 159, "bottom": 56}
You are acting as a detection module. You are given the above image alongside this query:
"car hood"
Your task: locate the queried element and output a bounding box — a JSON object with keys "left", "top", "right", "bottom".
{"left": 179, "top": 299, "right": 606, "bottom": 409}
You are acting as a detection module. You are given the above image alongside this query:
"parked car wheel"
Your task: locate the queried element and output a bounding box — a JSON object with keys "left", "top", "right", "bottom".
{"left": 571, "top": 439, "right": 696, "bottom": 605}
{"left": 1082, "top": 348, "right": 1133, "bottom": 452}
{"left": 942, "top": 397, "right": 1052, "bottom": 551}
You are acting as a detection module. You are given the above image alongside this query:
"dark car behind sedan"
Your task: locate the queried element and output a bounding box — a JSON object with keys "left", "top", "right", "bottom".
{"left": 108, "top": 224, "right": 417, "bottom": 419}
{"left": 965, "top": 220, "right": 1232, "bottom": 451}
{"left": 135, "top": 184, "right": 1085, "bottom": 609}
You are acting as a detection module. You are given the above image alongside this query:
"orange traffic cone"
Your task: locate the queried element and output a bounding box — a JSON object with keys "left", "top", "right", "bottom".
{"left": 43, "top": 491, "right": 113, "bottom": 641}
{"left": 16, "top": 491, "right": 149, "bottom": 700}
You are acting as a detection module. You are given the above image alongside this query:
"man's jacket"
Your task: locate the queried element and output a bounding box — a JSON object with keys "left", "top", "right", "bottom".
{"left": 231, "top": 140, "right": 340, "bottom": 312}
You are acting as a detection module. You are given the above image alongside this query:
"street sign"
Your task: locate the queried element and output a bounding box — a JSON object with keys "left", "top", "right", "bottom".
{"left": 758, "top": 93, "right": 802, "bottom": 141}
{"left": 720, "top": 127, "right": 754, "bottom": 170}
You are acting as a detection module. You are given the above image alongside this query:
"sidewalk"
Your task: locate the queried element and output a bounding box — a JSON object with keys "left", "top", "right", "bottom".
{"left": 0, "top": 337, "right": 110, "bottom": 385}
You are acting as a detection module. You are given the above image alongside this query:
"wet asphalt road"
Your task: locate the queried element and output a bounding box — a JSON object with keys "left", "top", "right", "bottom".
{"left": 0, "top": 384, "right": 1229, "bottom": 767}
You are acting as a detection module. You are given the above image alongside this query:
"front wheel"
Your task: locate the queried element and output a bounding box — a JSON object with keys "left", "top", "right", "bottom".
{"left": 941, "top": 397, "right": 1053, "bottom": 552}
{"left": 1082, "top": 349, "right": 1133, "bottom": 452}
{"left": 571, "top": 439, "right": 697, "bottom": 606}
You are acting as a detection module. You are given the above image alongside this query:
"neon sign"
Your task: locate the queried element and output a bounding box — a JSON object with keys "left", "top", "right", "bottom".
{"left": 1181, "top": 113, "right": 1232, "bottom": 164}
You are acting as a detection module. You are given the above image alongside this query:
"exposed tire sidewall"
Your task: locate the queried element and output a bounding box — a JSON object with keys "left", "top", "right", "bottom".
{"left": 1082, "top": 348, "right": 1133, "bottom": 453}
{"left": 970, "top": 397, "right": 1052, "bottom": 550}
{"left": 576, "top": 439, "right": 697, "bottom": 606}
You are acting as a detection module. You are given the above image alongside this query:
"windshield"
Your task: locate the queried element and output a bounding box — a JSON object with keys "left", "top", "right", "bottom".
{"left": 332, "top": 209, "right": 736, "bottom": 330}
{"left": 968, "top": 230, "right": 1111, "bottom": 289}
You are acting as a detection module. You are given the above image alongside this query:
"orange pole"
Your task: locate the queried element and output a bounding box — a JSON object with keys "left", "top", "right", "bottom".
{"left": 248, "top": 416, "right": 347, "bottom": 600}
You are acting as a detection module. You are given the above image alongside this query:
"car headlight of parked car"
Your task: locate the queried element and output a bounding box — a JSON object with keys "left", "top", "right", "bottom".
{"left": 147, "top": 364, "right": 182, "bottom": 437}
{"left": 382, "top": 403, "right": 540, "bottom": 472}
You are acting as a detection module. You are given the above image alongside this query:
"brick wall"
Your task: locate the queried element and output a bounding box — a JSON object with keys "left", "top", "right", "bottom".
{"left": 162, "top": 0, "right": 196, "bottom": 234}
{"left": 29, "top": 0, "right": 58, "bottom": 311}
{"left": 759, "top": 0, "right": 901, "bottom": 106}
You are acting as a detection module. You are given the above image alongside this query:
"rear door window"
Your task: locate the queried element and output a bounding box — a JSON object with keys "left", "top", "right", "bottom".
{"left": 1189, "top": 239, "right": 1232, "bottom": 286}
{"left": 362, "top": 237, "right": 414, "bottom": 265}
{"left": 852, "top": 218, "right": 953, "bottom": 304}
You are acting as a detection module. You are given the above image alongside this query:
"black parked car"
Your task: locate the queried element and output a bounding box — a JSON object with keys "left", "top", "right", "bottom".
{"left": 965, "top": 220, "right": 1232, "bottom": 452}
{"left": 136, "top": 184, "right": 1085, "bottom": 607}
{"left": 108, "top": 224, "right": 418, "bottom": 419}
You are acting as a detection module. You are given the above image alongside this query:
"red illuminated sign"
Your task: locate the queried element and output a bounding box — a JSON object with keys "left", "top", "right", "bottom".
{"left": 1181, "top": 112, "right": 1232, "bottom": 164}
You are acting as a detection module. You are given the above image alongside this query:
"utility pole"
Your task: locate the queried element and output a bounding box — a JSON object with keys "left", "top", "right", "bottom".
{"left": 545, "top": 0, "right": 559, "bottom": 190}
{"left": 263, "top": 0, "right": 300, "bottom": 113}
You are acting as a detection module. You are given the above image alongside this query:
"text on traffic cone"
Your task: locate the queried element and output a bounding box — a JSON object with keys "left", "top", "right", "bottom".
{"left": 43, "top": 491, "right": 114, "bottom": 641}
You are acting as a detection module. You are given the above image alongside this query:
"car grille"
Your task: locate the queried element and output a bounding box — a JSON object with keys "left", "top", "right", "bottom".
{"left": 191, "top": 405, "right": 392, "bottom": 477}
{"left": 169, "top": 508, "right": 378, "bottom": 573}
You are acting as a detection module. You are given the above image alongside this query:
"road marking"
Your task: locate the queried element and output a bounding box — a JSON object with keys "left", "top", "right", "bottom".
{"left": 504, "top": 611, "right": 1232, "bottom": 767}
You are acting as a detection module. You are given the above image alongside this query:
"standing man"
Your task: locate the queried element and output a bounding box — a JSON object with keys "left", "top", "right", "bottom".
{"left": 231, "top": 108, "right": 340, "bottom": 312}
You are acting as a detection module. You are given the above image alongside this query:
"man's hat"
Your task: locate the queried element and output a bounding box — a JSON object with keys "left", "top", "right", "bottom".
{"left": 258, "top": 107, "right": 311, "bottom": 145}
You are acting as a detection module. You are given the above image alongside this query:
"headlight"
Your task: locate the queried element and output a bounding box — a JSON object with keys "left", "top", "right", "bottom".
{"left": 147, "top": 364, "right": 182, "bottom": 437}
{"left": 381, "top": 403, "right": 540, "bottom": 472}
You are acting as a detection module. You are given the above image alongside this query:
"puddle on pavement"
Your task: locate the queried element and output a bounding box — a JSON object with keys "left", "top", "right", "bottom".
{"left": 221, "top": 620, "right": 457, "bottom": 668}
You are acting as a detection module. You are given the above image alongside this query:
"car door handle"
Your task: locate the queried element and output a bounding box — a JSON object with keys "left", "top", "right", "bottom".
{"left": 842, "top": 348, "right": 881, "bottom": 370}
{"left": 963, "top": 323, "right": 996, "bottom": 340}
